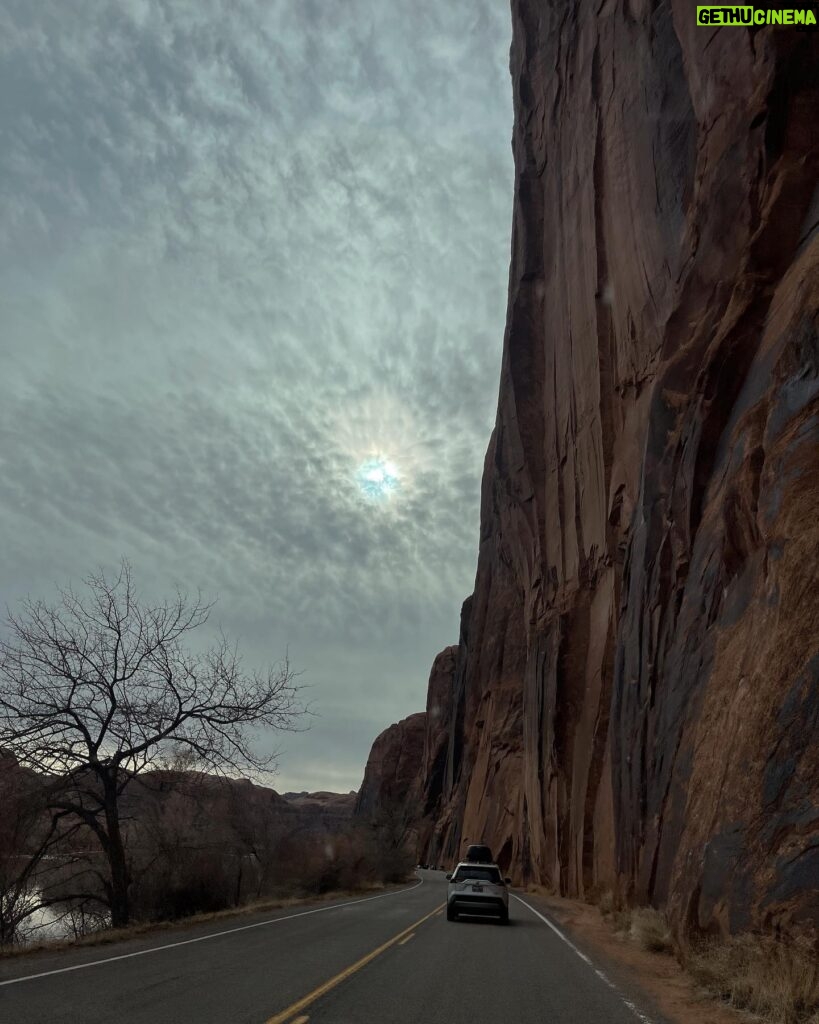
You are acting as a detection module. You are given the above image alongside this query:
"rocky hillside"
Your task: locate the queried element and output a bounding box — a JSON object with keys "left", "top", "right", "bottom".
{"left": 282, "top": 791, "right": 357, "bottom": 833}
{"left": 0, "top": 753, "right": 356, "bottom": 854}
{"left": 369, "top": 6, "right": 818, "bottom": 943}
{"left": 122, "top": 773, "right": 356, "bottom": 843}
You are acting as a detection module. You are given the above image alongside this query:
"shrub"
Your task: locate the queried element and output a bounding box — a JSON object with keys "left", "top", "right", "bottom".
{"left": 609, "top": 907, "right": 633, "bottom": 936}
{"left": 598, "top": 889, "right": 617, "bottom": 916}
{"left": 629, "top": 907, "right": 673, "bottom": 953}
{"left": 131, "top": 849, "right": 234, "bottom": 922}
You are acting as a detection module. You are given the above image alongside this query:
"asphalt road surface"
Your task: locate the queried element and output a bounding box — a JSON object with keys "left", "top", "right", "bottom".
{"left": 0, "top": 870, "right": 666, "bottom": 1024}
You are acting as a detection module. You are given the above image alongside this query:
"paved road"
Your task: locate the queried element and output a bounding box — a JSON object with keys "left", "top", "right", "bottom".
{"left": 0, "top": 870, "right": 665, "bottom": 1024}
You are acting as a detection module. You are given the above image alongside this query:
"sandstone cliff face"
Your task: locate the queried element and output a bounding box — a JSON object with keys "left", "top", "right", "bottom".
{"left": 354, "top": 712, "right": 426, "bottom": 821}
{"left": 420, "top": 5, "right": 818, "bottom": 943}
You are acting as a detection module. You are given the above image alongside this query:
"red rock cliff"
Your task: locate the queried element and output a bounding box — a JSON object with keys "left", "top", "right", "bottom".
{"left": 354, "top": 712, "right": 426, "bottom": 821}
{"left": 420, "top": 4, "right": 819, "bottom": 942}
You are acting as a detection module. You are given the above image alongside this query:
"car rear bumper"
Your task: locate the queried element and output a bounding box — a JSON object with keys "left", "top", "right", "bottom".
{"left": 449, "top": 896, "right": 507, "bottom": 917}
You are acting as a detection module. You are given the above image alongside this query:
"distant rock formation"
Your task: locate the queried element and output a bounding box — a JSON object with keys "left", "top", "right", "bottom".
{"left": 354, "top": 713, "right": 426, "bottom": 821}
{"left": 408, "top": 5, "right": 818, "bottom": 944}
{"left": 281, "top": 791, "right": 357, "bottom": 833}
{"left": 120, "top": 774, "right": 356, "bottom": 842}
{"left": 0, "top": 755, "right": 356, "bottom": 850}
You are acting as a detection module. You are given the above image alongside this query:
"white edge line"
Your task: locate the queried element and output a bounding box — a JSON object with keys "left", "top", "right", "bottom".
{"left": 512, "top": 895, "right": 655, "bottom": 1024}
{"left": 0, "top": 876, "right": 425, "bottom": 987}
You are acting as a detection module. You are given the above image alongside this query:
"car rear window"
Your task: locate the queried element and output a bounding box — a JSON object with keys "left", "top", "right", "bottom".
{"left": 453, "top": 866, "right": 502, "bottom": 883}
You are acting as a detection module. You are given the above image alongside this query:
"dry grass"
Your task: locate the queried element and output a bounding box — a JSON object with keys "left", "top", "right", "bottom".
{"left": 598, "top": 889, "right": 617, "bottom": 915}
{"left": 593, "top": 892, "right": 671, "bottom": 954}
{"left": 687, "top": 934, "right": 819, "bottom": 1024}
{"left": 595, "top": 893, "right": 819, "bottom": 1023}
{"left": 563, "top": 890, "right": 819, "bottom": 1024}
{"left": 629, "top": 907, "right": 673, "bottom": 954}
{"left": 596, "top": 889, "right": 633, "bottom": 937}
{"left": 610, "top": 908, "right": 633, "bottom": 935}
{"left": 596, "top": 894, "right": 672, "bottom": 952}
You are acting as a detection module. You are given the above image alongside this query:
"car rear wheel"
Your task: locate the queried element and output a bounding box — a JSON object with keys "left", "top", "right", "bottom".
{"left": 498, "top": 908, "right": 509, "bottom": 925}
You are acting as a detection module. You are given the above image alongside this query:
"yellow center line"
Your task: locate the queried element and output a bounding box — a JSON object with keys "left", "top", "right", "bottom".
{"left": 291, "top": 1018, "right": 309, "bottom": 1024}
{"left": 264, "top": 902, "right": 444, "bottom": 1024}
{"left": 397, "top": 932, "right": 415, "bottom": 946}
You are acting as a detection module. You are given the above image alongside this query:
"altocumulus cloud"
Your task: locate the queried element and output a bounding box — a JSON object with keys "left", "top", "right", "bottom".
{"left": 0, "top": 0, "right": 513, "bottom": 791}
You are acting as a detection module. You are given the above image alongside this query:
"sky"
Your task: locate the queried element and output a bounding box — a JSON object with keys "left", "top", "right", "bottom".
{"left": 0, "top": 0, "right": 514, "bottom": 793}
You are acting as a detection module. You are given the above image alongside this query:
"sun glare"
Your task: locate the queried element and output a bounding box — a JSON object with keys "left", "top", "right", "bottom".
{"left": 357, "top": 457, "right": 400, "bottom": 500}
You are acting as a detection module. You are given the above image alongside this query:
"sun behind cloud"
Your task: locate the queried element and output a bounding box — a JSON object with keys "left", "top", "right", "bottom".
{"left": 356, "top": 456, "right": 400, "bottom": 500}
{"left": 329, "top": 388, "right": 433, "bottom": 506}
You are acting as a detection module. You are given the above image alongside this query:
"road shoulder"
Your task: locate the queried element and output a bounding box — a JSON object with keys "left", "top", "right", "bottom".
{"left": 521, "top": 892, "right": 742, "bottom": 1024}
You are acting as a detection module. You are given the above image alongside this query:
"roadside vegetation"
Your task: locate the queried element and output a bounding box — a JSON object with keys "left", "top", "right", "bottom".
{"left": 0, "top": 809, "right": 415, "bottom": 954}
{"left": 596, "top": 891, "right": 819, "bottom": 1024}
{"left": 686, "top": 934, "right": 819, "bottom": 1024}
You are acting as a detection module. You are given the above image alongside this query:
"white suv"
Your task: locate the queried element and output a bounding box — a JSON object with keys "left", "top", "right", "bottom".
{"left": 446, "top": 862, "right": 510, "bottom": 924}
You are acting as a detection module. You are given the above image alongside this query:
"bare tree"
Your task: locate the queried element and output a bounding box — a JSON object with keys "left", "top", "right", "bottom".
{"left": 0, "top": 561, "right": 304, "bottom": 928}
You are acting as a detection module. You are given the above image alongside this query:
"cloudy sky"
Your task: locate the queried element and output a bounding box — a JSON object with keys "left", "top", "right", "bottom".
{"left": 0, "top": 0, "right": 513, "bottom": 792}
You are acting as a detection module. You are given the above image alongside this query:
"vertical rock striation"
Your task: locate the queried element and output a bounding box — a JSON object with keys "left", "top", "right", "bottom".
{"left": 418, "top": 4, "right": 819, "bottom": 942}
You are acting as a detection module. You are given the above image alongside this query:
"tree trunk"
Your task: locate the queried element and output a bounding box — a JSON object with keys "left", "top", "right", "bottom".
{"left": 103, "top": 776, "right": 130, "bottom": 928}
{"left": 235, "top": 858, "right": 243, "bottom": 908}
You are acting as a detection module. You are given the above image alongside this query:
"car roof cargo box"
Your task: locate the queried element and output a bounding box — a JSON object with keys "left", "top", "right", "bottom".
{"left": 464, "top": 844, "right": 493, "bottom": 863}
